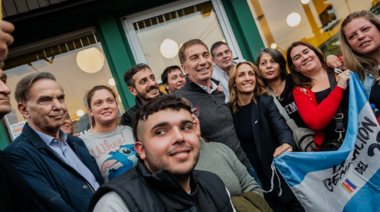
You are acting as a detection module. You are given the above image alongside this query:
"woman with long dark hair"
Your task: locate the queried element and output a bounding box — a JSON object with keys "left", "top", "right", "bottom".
{"left": 229, "top": 61, "right": 303, "bottom": 212}
{"left": 287, "top": 41, "right": 350, "bottom": 151}
{"left": 256, "top": 48, "right": 308, "bottom": 129}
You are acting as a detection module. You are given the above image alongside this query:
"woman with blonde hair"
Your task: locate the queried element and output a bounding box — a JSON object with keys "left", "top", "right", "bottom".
{"left": 229, "top": 61, "right": 302, "bottom": 212}
{"left": 339, "top": 10, "right": 380, "bottom": 107}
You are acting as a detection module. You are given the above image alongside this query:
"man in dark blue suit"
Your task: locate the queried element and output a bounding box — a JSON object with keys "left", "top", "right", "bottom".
{"left": 4, "top": 72, "right": 103, "bottom": 212}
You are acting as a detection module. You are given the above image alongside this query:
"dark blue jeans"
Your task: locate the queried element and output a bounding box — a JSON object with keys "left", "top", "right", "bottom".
{"left": 248, "top": 163, "right": 263, "bottom": 188}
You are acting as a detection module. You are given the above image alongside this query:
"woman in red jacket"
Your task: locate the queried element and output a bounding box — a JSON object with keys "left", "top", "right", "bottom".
{"left": 287, "top": 41, "right": 350, "bottom": 151}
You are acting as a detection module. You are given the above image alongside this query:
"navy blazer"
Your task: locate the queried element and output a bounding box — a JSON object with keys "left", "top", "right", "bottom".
{"left": 3, "top": 123, "right": 103, "bottom": 212}
{"left": 232, "top": 95, "right": 296, "bottom": 203}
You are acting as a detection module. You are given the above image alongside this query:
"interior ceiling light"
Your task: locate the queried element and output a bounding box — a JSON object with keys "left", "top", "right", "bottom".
{"left": 77, "top": 110, "right": 84, "bottom": 117}
{"left": 108, "top": 78, "right": 116, "bottom": 86}
{"left": 76, "top": 47, "right": 104, "bottom": 74}
{"left": 287, "top": 12, "right": 301, "bottom": 27}
{"left": 160, "top": 39, "right": 179, "bottom": 59}
{"left": 270, "top": 43, "right": 278, "bottom": 49}
{"left": 300, "top": 0, "right": 310, "bottom": 4}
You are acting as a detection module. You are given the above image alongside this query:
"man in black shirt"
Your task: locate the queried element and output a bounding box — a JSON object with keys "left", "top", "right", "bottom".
{"left": 0, "top": 20, "right": 36, "bottom": 212}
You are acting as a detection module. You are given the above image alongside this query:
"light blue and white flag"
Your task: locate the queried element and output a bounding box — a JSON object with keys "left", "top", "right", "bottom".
{"left": 274, "top": 72, "right": 380, "bottom": 212}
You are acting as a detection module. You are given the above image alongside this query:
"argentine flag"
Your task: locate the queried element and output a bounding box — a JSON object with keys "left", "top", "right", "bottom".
{"left": 274, "top": 72, "right": 380, "bottom": 212}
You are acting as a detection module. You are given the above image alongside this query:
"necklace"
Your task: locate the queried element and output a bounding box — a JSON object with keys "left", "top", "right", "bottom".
{"left": 268, "top": 80, "right": 285, "bottom": 101}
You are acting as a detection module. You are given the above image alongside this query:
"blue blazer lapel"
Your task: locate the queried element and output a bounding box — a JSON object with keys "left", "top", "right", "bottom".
{"left": 250, "top": 97, "right": 262, "bottom": 160}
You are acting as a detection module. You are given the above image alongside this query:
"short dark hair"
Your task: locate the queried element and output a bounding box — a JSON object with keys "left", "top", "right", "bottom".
{"left": 15, "top": 72, "right": 57, "bottom": 103}
{"left": 124, "top": 63, "right": 151, "bottom": 87}
{"left": 161, "top": 65, "right": 182, "bottom": 92}
{"left": 178, "top": 39, "right": 209, "bottom": 64}
{"left": 210, "top": 41, "right": 229, "bottom": 58}
{"left": 256, "top": 48, "right": 287, "bottom": 82}
{"left": 286, "top": 41, "right": 333, "bottom": 88}
{"left": 132, "top": 95, "right": 191, "bottom": 142}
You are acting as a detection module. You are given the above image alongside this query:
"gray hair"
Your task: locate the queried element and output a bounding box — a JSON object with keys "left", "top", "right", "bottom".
{"left": 15, "top": 72, "right": 57, "bottom": 103}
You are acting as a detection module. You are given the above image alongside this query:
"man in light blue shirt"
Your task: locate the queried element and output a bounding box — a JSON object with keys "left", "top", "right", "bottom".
{"left": 211, "top": 41, "right": 245, "bottom": 103}
{"left": 4, "top": 72, "right": 103, "bottom": 212}
{"left": 32, "top": 128, "right": 99, "bottom": 191}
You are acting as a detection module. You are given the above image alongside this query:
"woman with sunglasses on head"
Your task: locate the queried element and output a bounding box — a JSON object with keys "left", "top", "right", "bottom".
{"left": 80, "top": 85, "right": 136, "bottom": 183}
{"left": 287, "top": 41, "right": 350, "bottom": 152}
{"left": 339, "top": 10, "right": 380, "bottom": 108}
{"left": 229, "top": 61, "right": 303, "bottom": 212}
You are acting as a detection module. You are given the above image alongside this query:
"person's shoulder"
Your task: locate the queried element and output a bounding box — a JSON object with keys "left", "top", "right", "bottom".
{"left": 68, "top": 134, "right": 84, "bottom": 142}
{"left": 258, "top": 94, "right": 273, "bottom": 105}
{"left": 3, "top": 133, "right": 31, "bottom": 155}
{"left": 172, "top": 85, "right": 189, "bottom": 96}
{"left": 193, "top": 169, "right": 225, "bottom": 187}
{"left": 68, "top": 134, "right": 88, "bottom": 148}
{"left": 202, "top": 141, "right": 228, "bottom": 151}
{"left": 92, "top": 191, "right": 129, "bottom": 212}
{"left": 119, "top": 125, "right": 133, "bottom": 132}
{"left": 193, "top": 169, "right": 221, "bottom": 179}
{"left": 78, "top": 132, "right": 91, "bottom": 140}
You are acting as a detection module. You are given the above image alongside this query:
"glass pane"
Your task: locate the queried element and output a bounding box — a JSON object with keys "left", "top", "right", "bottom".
{"left": 3, "top": 31, "right": 124, "bottom": 139}
{"left": 133, "top": 2, "right": 229, "bottom": 80}
{"left": 248, "top": 0, "right": 376, "bottom": 56}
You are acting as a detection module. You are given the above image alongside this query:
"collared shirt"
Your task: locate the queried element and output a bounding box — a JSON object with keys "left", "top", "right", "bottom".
{"left": 194, "top": 80, "right": 218, "bottom": 94}
{"left": 32, "top": 127, "right": 100, "bottom": 191}
{"left": 211, "top": 59, "right": 246, "bottom": 103}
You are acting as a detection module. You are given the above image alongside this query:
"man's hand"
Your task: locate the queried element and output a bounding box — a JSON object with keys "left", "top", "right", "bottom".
{"left": 0, "top": 21, "right": 15, "bottom": 61}
{"left": 273, "top": 143, "right": 293, "bottom": 158}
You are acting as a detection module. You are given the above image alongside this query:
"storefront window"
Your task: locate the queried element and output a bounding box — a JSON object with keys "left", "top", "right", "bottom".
{"left": 123, "top": 0, "right": 243, "bottom": 82}
{"left": 248, "top": 0, "right": 377, "bottom": 56}
{"left": 3, "top": 28, "right": 123, "bottom": 139}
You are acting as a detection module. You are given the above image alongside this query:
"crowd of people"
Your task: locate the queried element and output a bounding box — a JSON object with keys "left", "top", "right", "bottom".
{"left": 0, "top": 9, "right": 379, "bottom": 212}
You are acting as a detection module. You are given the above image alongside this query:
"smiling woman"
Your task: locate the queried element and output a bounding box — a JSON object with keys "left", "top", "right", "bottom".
{"left": 228, "top": 61, "right": 301, "bottom": 211}
{"left": 339, "top": 11, "right": 380, "bottom": 109}
{"left": 287, "top": 41, "right": 349, "bottom": 152}
{"left": 79, "top": 85, "right": 136, "bottom": 183}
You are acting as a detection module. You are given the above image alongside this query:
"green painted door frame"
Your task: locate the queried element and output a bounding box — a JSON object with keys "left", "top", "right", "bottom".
{"left": 0, "top": 122, "right": 10, "bottom": 150}
{"left": 222, "top": 0, "right": 265, "bottom": 63}
{"left": 97, "top": 13, "right": 137, "bottom": 110}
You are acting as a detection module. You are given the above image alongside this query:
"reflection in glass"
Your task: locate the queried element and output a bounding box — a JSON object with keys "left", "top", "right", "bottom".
{"left": 133, "top": 2, "right": 227, "bottom": 80}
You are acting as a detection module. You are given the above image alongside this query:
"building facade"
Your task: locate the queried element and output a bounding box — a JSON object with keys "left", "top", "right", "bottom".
{"left": 0, "top": 0, "right": 376, "bottom": 148}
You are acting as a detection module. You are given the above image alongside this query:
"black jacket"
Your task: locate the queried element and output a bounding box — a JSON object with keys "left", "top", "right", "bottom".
{"left": 0, "top": 149, "right": 35, "bottom": 212}
{"left": 174, "top": 78, "right": 251, "bottom": 169}
{"left": 89, "top": 160, "right": 234, "bottom": 212}
{"left": 121, "top": 92, "right": 165, "bottom": 127}
{"left": 232, "top": 95, "right": 296, "bottom": 203}
{"left": 121, "top": 96, "right": 143, "bottom": 127}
